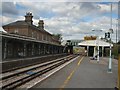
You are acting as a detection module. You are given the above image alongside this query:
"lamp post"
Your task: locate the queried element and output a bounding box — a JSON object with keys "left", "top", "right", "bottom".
{"left": 108, "top": 3, "right": 113, "bottom": 73}
{"left": 116, "top": 19, "right": 118, "bottom": 44}
{"left": 108, "top": 28, "right": 113, "bottom": 73}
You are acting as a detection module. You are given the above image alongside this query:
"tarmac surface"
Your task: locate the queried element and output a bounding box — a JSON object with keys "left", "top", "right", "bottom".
{"left": 32, "top": 56, "right": 118, "bottom": 88}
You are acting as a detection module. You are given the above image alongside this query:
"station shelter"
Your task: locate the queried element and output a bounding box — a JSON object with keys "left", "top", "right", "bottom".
{"left": 78, "top": 40, "right": 113, "bottom": 57}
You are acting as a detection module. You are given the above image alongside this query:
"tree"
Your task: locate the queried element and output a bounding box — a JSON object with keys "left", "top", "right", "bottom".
{"left": 118, "top": 40, "right": 120, "bottom": 44}
{"left": 52, "top": 33, "right": 62, "bottom": 43}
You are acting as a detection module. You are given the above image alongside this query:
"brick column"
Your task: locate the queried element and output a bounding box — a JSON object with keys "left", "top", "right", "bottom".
{"left": 4, "top": 39, "right": 7, "bottom": 59}
{"left": 32, "top": 43, "right": 34, "bottom": 56}
{"left": 23, "top": 43, "right": 26, "bottom": 57}
{"left": 43, "top": 44, "right": 46, "bottom": 55}
{"left": 39, "top": 44, "right": 41, "bottom": 55}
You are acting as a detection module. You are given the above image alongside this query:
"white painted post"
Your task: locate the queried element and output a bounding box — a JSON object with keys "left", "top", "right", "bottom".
{"left": 87, "top": 46, "right": 89, "bottom": 56}
{"left": 93, "top": 46, "right": 96, "bottom": 58}
{"left": 108, "top": 3, "right": 113, "bottom": 73}
{"left": 97, "top": 37, "right": 99, "bottom": 63}
{"left": 102, "top": 46, "right": 104, "bottom": 57}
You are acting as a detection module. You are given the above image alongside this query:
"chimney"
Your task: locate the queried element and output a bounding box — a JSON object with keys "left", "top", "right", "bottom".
{"left": 25, "top": 12, "right": 33, "bottom": 25}
{"left": 38, "top": 20, "right": 44, "bottom": 30}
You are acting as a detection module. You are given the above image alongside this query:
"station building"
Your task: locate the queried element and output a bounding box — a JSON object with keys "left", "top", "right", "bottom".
{"left": 1, "top": 12, "right": 64, "bottom": 60}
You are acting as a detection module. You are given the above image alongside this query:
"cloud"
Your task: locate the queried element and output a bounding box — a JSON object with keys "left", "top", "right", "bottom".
{"left": 17, "top": 2, "right": 101, "bottom": 20}
{"left": 1, "top": 2, "right": 118, "bottom": 42}
{"left": 2, "top": 2, "right": 19, "bottom": 16}
{"left": 98, "top": 3, "right": 118, "bottom": 16}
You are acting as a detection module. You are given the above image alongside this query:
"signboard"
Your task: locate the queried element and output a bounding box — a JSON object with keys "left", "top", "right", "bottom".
{"left": 84, "top": 36, "right": 97, "bottom": 40}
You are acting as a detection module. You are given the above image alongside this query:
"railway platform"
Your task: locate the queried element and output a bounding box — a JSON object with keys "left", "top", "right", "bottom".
{"left": 32, "top": 56, "right": 118, "bottom": 88}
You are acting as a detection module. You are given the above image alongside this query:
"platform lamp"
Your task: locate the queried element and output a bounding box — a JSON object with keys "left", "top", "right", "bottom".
{"left": 116, "top": 19, "right": 118, "bottom": 44}
{"left": 108, "top": 3, "right": 113, "bottom": 73}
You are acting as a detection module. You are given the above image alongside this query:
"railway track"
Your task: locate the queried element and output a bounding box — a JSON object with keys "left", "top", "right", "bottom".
{"left": 1, "top": 55, "right": 77, "bottom": 90}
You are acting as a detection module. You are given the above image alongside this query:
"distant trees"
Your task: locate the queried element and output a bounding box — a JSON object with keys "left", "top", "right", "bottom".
{"left": 118, "top": 40, "right": 120, "bottom": 44}
{"left": 52, "top": 33, "right": 62, "bottom": 43}
{"left": 101, "top": 37, "right": 114, "bottom": 44}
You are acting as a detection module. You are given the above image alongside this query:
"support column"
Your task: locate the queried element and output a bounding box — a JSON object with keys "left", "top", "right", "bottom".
{"left": 4, "top": 39, "right": 7, "bottom": 59}
{"left": 93, "top": 46, "right": 97, "bottom": 57}
{"left": 50, "top": 45, "right": 51, "bottom": 54}
{"left": 57, "top": 46, "right": 59, "bottom": 54}
{"left": 87, "top": 46, "right": 89, "bottom": 56}
{"left": 48, "top": 45, "right": 50, "bottom": 54}
{"left": 93, "top": 46, "right": 95, "bottom": 57}
{"left": 102, "top": 46, "right": 104, "bottom": 57}
{"left": 62, "top": 47, "right": 63, "bottom": 53}
{"left": 28, "top": 44, "right": 31, "bottom": 56}
{"left": 56, "top": 46, "right": 58, "bottom": 54}
{"left": 39, "top": 44, "right": 41, "bottom": 55}
{"left": 44, "top": 44, "right": 46, "bottom": 55}
{"left": 52, "top": 45, "right": 54, "bottom": 54}
{"left": 57, "top": 46, "right": 58, "bottom": 54}
{"left": 60, "top": 47, "right": 61, "bottom": 53}
{"left": 32, "top": 43, "right": 34, "bottom": 56}
{"left": 59, "top": 47, "right": 61, "bottom": 53}
{"left": 53, "top": 46, "right": 55, "bottom": 54}
{"left": 46, "top": 45, "right": 49, "bottom": 54}
{"left": 23, "top": 43, "right": 26, "bottom": 57}
{"left": 48, "top": 45, "right": 51, "bottom": 54}
{"left": 58, "top": 46, "right": 60, "bottom": 54}
{"left": 41, "top": 44, "right": 43, "bottom": 55}
{"left": 54, "top": 46, "right": 56, "bottom": 54}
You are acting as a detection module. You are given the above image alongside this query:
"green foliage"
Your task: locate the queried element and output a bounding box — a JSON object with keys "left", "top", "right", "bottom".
{"left": 112, "top": 44, "right": 119, "bottom": 59}
{"left": 52, "top": 33, "right": 62, "bottom": 42}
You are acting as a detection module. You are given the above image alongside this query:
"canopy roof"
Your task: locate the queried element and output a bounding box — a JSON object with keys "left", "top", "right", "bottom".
{"left": 78, "top": 40, "right": 113, "bottom": 47}
{"left": 0, "top": 27, "right": 7, "bottom": 33}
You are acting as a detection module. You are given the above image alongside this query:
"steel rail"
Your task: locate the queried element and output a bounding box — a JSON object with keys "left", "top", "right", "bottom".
{"left": 1, "top": 55, "right": 76, "bottom": 90}
{"left": 1, "top": 55, "right": 71, "bottom": 80}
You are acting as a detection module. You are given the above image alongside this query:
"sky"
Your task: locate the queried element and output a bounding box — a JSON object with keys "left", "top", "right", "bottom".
{"left": 0, "top": 1, "right": 119, "bottom": 42}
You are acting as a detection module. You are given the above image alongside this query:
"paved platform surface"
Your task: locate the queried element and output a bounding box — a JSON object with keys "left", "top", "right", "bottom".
{"left": 32, "top": 56, "right": 118, "bottom": 88}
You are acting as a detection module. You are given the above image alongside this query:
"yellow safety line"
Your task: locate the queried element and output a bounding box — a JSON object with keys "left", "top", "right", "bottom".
{"left": 78, "top": 56, "right": 84, "bottom": 66}
{"left": 118, "top": 54, "right": 120, "bottom": 90}
{"left": 59, "top": 56, "right": 84, "bottom": 90}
